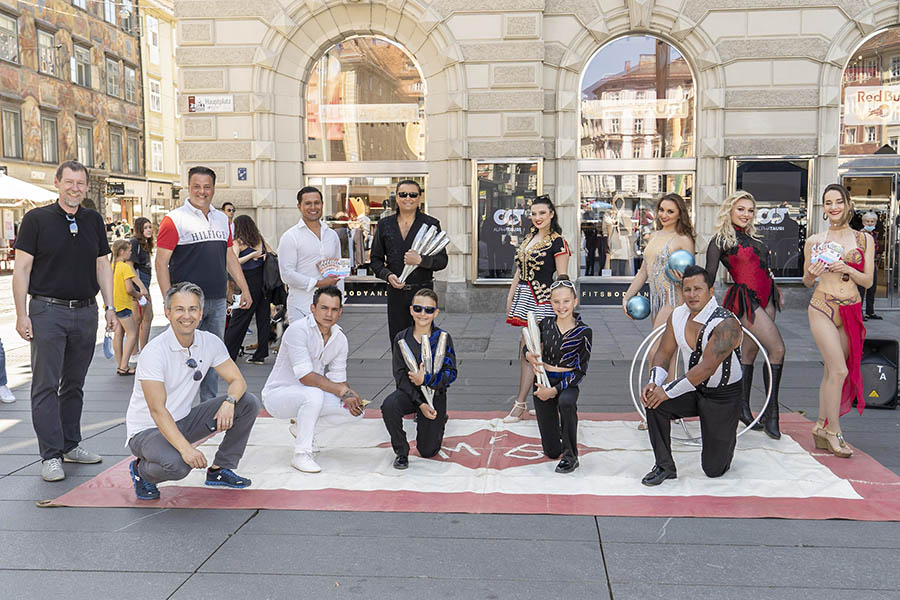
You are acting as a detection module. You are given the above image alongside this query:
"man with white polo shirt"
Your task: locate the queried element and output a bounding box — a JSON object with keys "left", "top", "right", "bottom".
{"left": 262, "top": 286, "right": 363, "bottom": 473}
{"left": 125, "top": 282, "right": 260, "bottom": 500}
{"left": 278, "top": 186, "right": 343, "bottom": 323}
{"left": 155, "top": 166, "right": 252, "bottom": 403}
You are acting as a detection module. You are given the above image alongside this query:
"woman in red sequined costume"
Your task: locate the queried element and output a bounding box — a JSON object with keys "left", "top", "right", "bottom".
{"left": 705, "top": 191, "right": 785, "bottom": 439}
{"left": 803, "top": 184, "right": 873, "bottom": 458}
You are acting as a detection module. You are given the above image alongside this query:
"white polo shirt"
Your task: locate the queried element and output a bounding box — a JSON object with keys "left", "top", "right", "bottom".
{"left": 125, "top": 326, "right": 231, "bottom": 442}
{"left": 262, "top": 313, "right": 348, "bottom": 397}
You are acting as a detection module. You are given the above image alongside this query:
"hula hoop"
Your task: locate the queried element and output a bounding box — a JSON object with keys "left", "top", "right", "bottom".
{"left": 629, "top": 323, "right": 773, "bottom": 445}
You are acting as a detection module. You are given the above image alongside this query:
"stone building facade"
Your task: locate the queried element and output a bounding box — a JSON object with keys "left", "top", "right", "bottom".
{"left": 175, "top": 0, "right": 900, "bottom": 310}
{"left": 0, "top": 0, "right": 144, "bottom": 229}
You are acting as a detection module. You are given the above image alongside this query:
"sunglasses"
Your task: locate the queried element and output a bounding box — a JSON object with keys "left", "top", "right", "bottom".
{"left": 550, "top": 279, "right": 576, "bottom": 290}
{"left": 185, "top": 357, "right": 203, "bottom": 381}
{"left": 398, "top": 192, "right": 420, "bottom": 198}
{"left": 411, "top": 304, "right": 437, "bottom": 314}
{"left": 65, "top": 214, "right": 78, "bottom": 236}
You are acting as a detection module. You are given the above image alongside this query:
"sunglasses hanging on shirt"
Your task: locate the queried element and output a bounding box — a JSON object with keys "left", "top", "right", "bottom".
{"left": 185, "top": 357, "right": 203, "bottom": 381}
{"left": 65, "top": 214, "right": 78, "bottom": 236}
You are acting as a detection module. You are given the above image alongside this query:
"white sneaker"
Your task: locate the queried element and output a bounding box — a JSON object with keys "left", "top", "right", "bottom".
{"left": 41, "top": 458, "right": 65, "bottom": 482}
{"left": 128, "top": 353, "right": 139, "bottom": 366}
{"left": 291, "top": 452, "right": 321, "bottom": 473}
{"left": 288, "top": 423, "right": 320, "bottom": 453}
{"left": 0, "top": 385, "right": 15, "bottom": 403}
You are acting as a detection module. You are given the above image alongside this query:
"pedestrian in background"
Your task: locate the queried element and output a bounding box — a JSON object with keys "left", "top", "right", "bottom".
{"left": 0, "top": 338, "right": 16, "bottom": 403}
{"left": 129, "top": 217, "right": 155, "bottom": 363}
{"left": 12, "top": 160, "right": 117, "bottom": 482}
{"left": 224, "top": 215, "right": 272, "bottom": 364}
{"left": 111, "top": 239, "right": 148, "bottom": 376}
{"left": 155, "top": 166, "right": 252, "bottom": 403}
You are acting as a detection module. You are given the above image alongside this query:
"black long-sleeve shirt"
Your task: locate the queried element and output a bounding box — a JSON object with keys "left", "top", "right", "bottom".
{"left": 370, "top": 210, "right": 448, "bottom": 286}
{"left": 534, "top": 315, "right": 592, "bottom": 393}
{"left": 391, "top": 327, "right": 457, "bottom": 406}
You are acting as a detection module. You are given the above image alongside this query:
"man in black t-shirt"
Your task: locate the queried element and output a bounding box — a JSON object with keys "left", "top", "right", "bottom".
{"left": 12, "top": 161, "right": 117, "bottom": 483}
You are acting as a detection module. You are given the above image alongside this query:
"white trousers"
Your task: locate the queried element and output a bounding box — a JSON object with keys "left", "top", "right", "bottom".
{"left": 262, "top": 384, "right": 361, "bottom": 454}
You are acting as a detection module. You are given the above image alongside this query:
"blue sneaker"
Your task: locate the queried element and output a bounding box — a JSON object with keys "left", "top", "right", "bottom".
{"left": 205, "top": 468, "right": 251, "bottom": 488}
{"left": 129, "top": 459, "right": 160, "bottom": 500}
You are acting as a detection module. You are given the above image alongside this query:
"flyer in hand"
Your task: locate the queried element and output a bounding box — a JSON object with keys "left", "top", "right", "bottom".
{"left": 317, "top": 258, "right": 351, "bottom": 278}
{"left": 810, "top": 241, "right": 843, "bottom": 265}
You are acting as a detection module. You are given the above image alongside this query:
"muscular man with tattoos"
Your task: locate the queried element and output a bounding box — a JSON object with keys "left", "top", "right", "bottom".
{"left": 640, "top": 265, "right": 744, "bottom": 486}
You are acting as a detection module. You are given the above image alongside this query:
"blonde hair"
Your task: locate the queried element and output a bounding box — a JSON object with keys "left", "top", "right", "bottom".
{"left": 111, "top": 239, "right": 131, "bottom": 265}
{"left": 714, "top": 190, "right": 759, "bottom": 250}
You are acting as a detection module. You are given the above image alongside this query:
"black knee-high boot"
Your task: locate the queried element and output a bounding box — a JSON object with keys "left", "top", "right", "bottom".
{"left": 739, "top": 364, "right": 762, "bottom": 429}
{"left": 761, "top": 364, "right": 783, "bottom": 440}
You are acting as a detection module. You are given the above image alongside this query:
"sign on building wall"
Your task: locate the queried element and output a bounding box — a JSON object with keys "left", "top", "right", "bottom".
{"left": 187, "top": 94, "right": 234, "bottom": 113}
{"left": 844, "top": 86, "right": 900, "bottom": 125}
{"left": 580, "top": 283, "right": 649, "bottom": 306}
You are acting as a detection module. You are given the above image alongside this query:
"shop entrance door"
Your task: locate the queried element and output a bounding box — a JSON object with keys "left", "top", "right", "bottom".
{"left": 842, "top": 174, "right": 896, "bottom": 308}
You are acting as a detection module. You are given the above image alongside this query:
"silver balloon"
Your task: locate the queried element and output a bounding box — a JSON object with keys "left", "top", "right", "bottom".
{"left": 626, "top": 295, "right": 651, "bottom": 320}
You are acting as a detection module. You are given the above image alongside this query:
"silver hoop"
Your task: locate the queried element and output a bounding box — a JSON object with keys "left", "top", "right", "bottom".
{"left": 629, "top": 324, "right": 773, "bottom": 445}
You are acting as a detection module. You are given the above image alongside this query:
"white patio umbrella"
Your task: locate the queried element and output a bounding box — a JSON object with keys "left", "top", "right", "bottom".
{"left": 0, "top": 174, "right": 57, "bottom": 204}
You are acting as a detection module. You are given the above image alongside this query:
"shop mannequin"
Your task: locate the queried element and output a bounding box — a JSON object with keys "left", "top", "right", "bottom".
{"left": 607, "top": 195, "right": 635, "bottom": 276}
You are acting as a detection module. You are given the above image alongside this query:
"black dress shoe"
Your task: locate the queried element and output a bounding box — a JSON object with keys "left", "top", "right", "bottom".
{"left": 641, "top": 466, "right": 677, "bottom": 486}
{"left": 868, "top": 313, "right": 883, "bottom": 320}
{"left": 393, "top": 455, "right": 408, "bottom": 470}
{"left": 555, "top": 457, "right": 579, "bottom": 473}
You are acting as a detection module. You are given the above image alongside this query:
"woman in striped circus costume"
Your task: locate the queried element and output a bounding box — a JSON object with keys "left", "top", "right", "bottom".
{"left": 504, "top": 195, "right": 571, "bottom": 423}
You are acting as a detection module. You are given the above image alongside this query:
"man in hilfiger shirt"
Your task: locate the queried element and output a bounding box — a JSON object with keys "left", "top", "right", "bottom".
{"left": 155, "top": 166, "right": 252, "bottom": 403}
{"left": 639, "top": 265, "right": 744, "bottom": 487}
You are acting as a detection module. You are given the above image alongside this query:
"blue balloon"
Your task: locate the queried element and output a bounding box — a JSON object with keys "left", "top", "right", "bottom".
{"left": 626, "top": 295, "right": 651, "bottom": 320}
{"left": 666, "top": 249, "right": 695, "bottom": 282}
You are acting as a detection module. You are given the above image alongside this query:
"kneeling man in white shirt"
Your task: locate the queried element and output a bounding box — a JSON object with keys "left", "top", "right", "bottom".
{"left": 125, "top": 282, "right": 260, "bottom": 500}
{"left": 262, "top": 286, "right": 364, "bottom": 473}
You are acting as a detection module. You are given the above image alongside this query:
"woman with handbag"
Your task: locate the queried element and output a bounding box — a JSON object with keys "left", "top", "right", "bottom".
{"left": 224, "top": 215, "right": 273, "bottom": 364}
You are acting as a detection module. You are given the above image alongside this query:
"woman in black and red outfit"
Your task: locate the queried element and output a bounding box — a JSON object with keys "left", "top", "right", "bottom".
{"left": 503, "top": 195, "right": 570, "bottom": 423}
{"left": 705, "top": 190, "right": 786, "bottom": 439}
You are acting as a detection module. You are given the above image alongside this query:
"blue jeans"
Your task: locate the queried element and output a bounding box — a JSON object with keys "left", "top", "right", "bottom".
{"left": 0, "top": 338, "right": 7, "bottom": 387}
{"left": 198, "top": 297, "right": 227, "bottom": 404}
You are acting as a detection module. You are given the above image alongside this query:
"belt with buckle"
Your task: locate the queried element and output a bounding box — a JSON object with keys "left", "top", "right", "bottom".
{"left": 31, "top": 295, "right": 97, "bottom": 309}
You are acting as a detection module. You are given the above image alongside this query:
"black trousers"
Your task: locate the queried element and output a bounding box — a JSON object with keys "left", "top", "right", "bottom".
{"left": 386, "top": 282, "right": 433, "bottom": 344}
{"left": 584, "top": 236, "right": 598, "bottom": 276}
{"left": 534, "top": 386, "right": 579, "bottom": 460}
{"left": 645, "top": 381, "right": 741, "bottom": 477}
{"left": 858, "top": 266, "right": 877, "bottom": 316}
{"left": 29, "top": 299, "right": 97, "bottom": 460}
{"left": 224, "top": 266, "right": 270, "bottom": 361}
{"left": 381, "top": 389, "right": 448, "bottom": 458}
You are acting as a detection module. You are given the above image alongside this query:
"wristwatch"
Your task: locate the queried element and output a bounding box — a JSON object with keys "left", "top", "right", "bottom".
{"left": 223, "top": 395, "right": 237, "bottom": 405}
{"left": 104, "top": 305, "right": 115, "bottom": 312}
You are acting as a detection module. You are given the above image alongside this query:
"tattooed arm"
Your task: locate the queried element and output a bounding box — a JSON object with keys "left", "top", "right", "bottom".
{"left": 683, "top": 317, "right": 742, "bottom": 387}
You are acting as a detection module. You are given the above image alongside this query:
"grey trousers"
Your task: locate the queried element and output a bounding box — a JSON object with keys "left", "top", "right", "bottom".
{"left": 128, "top": 392, "right": 260, "bottom": 484}
{"left": 29, "top": 299, "right": 98, "bottom": 460}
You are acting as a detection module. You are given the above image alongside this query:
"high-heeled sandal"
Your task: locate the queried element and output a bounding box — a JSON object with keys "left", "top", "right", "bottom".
{"left": 503, "top": 401, "right": 527, "bottom": 423}
{"left": 812, "top": 421, "right": 827, "bottom": 449}
{"left": 820, "top": 427, "right": 853, "bottom": 458}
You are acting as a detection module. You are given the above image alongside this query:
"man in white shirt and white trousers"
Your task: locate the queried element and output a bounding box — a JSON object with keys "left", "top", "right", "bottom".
{"left": 278, "top": 186, "right": 343, "bottom": 323}
{"left": 262, "top": 286, "right": 364, "bottom": 473}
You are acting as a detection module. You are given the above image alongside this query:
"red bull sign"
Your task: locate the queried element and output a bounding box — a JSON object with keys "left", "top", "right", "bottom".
{"left": 844, "top": 86, "right": 900, "bottom": 125}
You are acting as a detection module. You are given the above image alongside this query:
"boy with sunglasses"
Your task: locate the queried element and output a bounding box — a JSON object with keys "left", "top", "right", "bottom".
{"left": 381, "top": 289, "right": 457, "bottom": 470}
{"left": 524, "top": 277, "right": 592, "bottom": 474}
{"left": 369, "top": 180, "right": 448, "bottom": 344}
{"left": 124, "top": 282, "right": 260, "bottom": 500}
